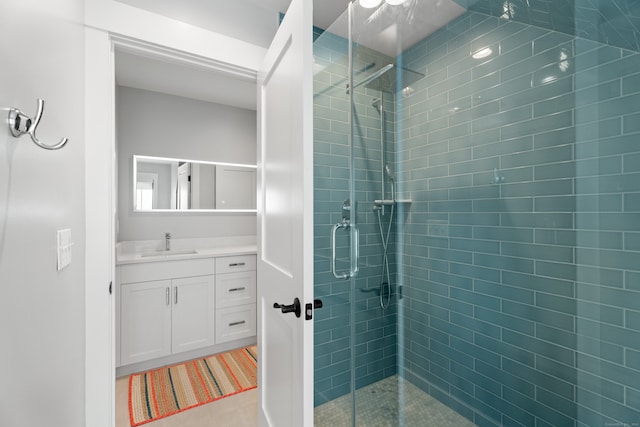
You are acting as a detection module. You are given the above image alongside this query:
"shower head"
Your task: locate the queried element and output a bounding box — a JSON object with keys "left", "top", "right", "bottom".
{"left": 357, "top": 64, "right": 425, "bottom": 94}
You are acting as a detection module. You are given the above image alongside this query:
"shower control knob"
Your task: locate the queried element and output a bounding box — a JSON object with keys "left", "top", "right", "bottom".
{"left": 273, "top": 298, "right": 301, "bottom": 318}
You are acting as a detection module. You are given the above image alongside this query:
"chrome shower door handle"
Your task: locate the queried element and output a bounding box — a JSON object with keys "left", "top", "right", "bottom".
{"left": 331, "top": 221, "right": 350, "bottom": 280}
{"left": 351, "top": 225, "right": 359, "bottom": 278}
{"left": 331, "top": 220, "right": 359, "bottom": 280}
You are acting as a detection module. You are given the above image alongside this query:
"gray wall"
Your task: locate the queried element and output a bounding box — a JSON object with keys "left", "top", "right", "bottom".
{"left": 116, "top": 86, "right": 257, "bottom": 241}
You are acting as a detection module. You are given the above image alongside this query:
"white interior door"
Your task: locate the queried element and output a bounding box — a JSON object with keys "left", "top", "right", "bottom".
{"left": 257, "top": 0, "right": 314, "bottom": 425}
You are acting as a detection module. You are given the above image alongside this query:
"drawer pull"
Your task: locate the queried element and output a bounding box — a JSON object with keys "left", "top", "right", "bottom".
{"left": 229, "top": 262, "right": 246, "bottom": 267}
{"left": 229, "top": 287, "right": 246, "bottom": 292}
{"left": 229, "top": 320, "right": 246, "bottom": 327}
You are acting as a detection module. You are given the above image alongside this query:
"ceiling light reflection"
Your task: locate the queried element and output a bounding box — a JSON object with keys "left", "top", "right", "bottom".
{"left": 559, "top": 49, "right": 570, "bottom": 72}
{"left": 402, "top": 86, "right": 415, "bottom": 97}
{"left": 472, "top": 47, "right": 493, "bottom": 59}
{"left": 501, "top": 1, "right": 515, "bottom": 19}
{"left": 360, "top": 0, "right": 383, "bottom": 8}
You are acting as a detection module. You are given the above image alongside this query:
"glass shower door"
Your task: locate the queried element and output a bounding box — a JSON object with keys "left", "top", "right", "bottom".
{"left": 314, "top": 2, "right": 418, "bottom": 425}
{"left": 312, "top": 14, "right": 356, "bottom": 425}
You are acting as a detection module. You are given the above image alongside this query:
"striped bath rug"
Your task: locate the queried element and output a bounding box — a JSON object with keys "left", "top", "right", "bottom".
{"left": 129, "top": 346, "right": 257, "bottom": 426}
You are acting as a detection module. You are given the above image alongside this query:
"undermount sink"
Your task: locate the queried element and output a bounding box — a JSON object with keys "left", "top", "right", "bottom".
{"left": 140, "top": 249, "right": 198, "bottom": 258}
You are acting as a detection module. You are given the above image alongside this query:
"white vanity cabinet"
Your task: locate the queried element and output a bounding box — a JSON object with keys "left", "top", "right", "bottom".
{"left": 117, "top": 253, "right": 257, "bottom": 370}
{"left": 118, "top": 258, "right": 215, "bottom": 366}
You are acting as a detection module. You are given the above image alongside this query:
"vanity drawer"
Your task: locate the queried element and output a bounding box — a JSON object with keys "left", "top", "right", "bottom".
{"left": 216, "top": 304, "right": 256, "bottom": 343}
{"left": 216, "top": 271, "right": 256, "bottom": 309}
{"left": 215, "top": 255, "right": 256, "bottom": 274}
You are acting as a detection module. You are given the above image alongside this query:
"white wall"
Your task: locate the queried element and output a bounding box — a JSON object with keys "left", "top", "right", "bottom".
{"left": 115, "top": 0, "right": 280, "bottom": 48}
{"left": 0, "top": 1, "right": 86, "bottom": 426}
{"left": 85, "top": 0, "right": 267, "bottom": 71}
{"left": 116, "top": 86, "right": 257, "bottom": 241}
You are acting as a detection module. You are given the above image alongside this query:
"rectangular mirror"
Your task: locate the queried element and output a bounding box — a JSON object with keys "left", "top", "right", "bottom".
{"left": 133, "top": 155, "right": 257, "bottom": 212}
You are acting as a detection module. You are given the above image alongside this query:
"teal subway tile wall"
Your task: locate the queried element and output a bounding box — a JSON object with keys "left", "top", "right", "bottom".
{"left": 398, "top": 8, "right": 640, "bottom": 427}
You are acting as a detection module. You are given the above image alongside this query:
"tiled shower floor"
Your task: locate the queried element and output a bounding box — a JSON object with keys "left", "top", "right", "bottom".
{"left": 314, "top": 376, "right": 477, "bottom": 427}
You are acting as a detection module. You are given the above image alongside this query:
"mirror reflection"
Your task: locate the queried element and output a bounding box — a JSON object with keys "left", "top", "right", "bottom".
{"left": 133, "top": 155, "right": 257, "bottom": 211}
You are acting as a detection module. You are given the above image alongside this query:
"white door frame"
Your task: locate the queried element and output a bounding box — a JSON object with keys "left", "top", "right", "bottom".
{"left": 85, "top": 31, "right": 259, "bottom": 427}
{"left": 85, "top": 27, "right": 116, "bottom": 427}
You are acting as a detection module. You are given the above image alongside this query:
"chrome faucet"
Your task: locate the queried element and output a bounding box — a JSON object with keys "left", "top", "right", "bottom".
{"left": 165, "top": 232, "right": 171, "bottom": 251}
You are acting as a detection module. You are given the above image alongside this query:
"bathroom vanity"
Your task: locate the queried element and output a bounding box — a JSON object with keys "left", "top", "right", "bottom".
{"left": 115, "top": 237, "right": 256, "bottom": 376}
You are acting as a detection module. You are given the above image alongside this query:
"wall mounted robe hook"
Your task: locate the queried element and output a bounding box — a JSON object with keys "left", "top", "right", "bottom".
{"left": 8, "top": 98, "right": 68, "bottom": 150}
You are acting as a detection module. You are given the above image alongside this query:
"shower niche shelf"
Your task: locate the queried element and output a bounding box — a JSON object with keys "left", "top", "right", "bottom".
{"left": 373, "top": 198, "right": 413, "bottom": 207}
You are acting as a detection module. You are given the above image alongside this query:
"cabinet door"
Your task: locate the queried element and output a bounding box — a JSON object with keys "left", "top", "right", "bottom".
{"left": 121, "top": 280, "right": 172, "bottom": 365}
{"left": 171, "top": 275, "right": 215, "bottom": 354}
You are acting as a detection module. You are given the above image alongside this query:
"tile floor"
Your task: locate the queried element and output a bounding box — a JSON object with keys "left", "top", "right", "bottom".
{"left": 116, "top": 375, "right": 258, "bottom": 427}
{"left": 314, "top": 376, "right": 477, "bottom": 427}
{"left": 117, "top": 374, "right": 475, "bottom": 427}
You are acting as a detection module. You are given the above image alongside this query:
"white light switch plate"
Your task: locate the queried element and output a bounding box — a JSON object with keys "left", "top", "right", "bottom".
{"left": 57, "top": 228, "right": 72, "bottom": 271}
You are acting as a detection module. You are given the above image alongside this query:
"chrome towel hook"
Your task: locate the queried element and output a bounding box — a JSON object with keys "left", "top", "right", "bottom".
{"left": 8, "top": 99, "right": 68, "bottom": 150}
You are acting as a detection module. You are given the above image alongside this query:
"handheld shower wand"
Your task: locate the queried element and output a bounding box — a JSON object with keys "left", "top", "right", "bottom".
{"left": 374, "top": 164, "right": 396, "bottom": 310}
{"left": 375, "top": 164, "right": 396, "bottom": 207}
{"left": 384, "top": 164, "right": 396, "bottom": 203}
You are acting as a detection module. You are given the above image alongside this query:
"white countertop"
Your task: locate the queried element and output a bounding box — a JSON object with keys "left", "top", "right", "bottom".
{"left": 116, "top": 236, "right": 256, "bottom": 265}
